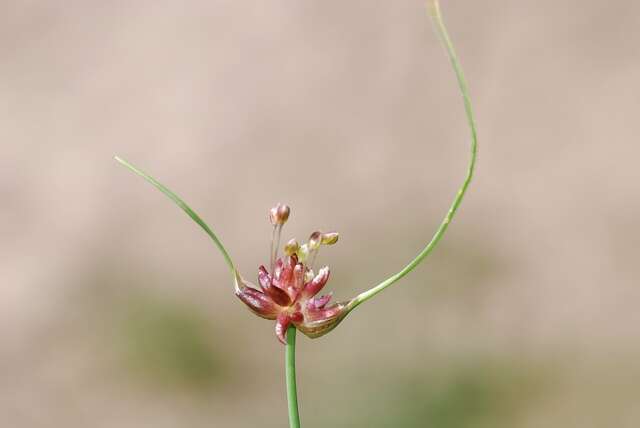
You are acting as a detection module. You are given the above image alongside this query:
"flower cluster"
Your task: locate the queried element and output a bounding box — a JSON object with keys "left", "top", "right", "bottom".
{"left": 235, "top": 204, "right": 347, "bottom": 344}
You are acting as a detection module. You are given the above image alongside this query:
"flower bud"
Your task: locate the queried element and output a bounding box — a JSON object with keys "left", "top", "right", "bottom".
{"left": 321, "top": 232, "right": 339, "bottom": 245}
{"left": 308, "top": 231, "right": 322, "bottom": 250}
{"left": 269, "top": 203, "right": 290, "bottom": 225}
{"left": 284, "top": 238, "right": 299, "bottom": 256}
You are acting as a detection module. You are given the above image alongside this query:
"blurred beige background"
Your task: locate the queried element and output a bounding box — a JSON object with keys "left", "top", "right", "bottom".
{"left": 2, "top": 1, "right": 639, "bottom": 427}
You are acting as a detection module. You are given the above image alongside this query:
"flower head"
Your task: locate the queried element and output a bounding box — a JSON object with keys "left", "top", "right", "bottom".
{"left": 235, "top": 204, "right": 347, "bottom": 344}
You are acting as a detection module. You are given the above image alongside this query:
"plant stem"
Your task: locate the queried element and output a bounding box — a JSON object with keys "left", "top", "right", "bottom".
{"left": 285, "top": 326, "right": 301, "bottom": 428}
{"left": 349, "top": 0, "right": 478, "bottom": 311}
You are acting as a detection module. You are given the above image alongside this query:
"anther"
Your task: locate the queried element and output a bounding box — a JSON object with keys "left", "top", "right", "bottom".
{"left": 308, "top": 231, "right": 322, "bottom": 251}
{"left": 269, "top": 203, "right": 290, "bottom": 226}
{"left": 321, "top": 232, "right": 339, "bottom": 245}
{"left": 297, "top": 243, "right": 310, "bottom": 263}
{"left": 284, "top": 238, "right": 299, "bottom": 256}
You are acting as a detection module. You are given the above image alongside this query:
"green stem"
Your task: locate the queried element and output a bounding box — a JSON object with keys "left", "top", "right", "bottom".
{"left": 349, "top": 0, "right": 478, "bottom": 310}
{"left": 285, "top": 326, "right": 301, "bottom": 428}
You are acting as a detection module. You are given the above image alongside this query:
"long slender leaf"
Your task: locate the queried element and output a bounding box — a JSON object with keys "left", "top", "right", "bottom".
{"left": 348, "top": 1, "right": 478, "bottom": 310}
{"left": 114, "top": 156, "right": 236, "bottom": 275}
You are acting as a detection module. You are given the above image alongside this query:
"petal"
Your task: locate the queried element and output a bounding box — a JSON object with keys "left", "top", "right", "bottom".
{"left": 258, "top": 265, "right": 292, "bottom": 306}
{"left": 293, "top": 264, "right": 304, "bottom": 290}
{"left": 290, "top": 311, "right": 304, "bottom": 324}
{"left": 265, "top": 282, "right": 292, "bottom": 307}
{"left": 304, "top": 268, "right": 315, "bottom": 284}
{"left": 281, "top": 256, "right": 295, "bottom": 284}
{"left": 258, "top": 265, "right": 271, "bottom": 290}
{"left": 274, "top": 258, "right": 284, "bottom": 281}
{"left": 288, "top": 264, "right": 304, "bottom": 301}
{"left": 297, "top": 302, "right": 348, "bottom": 339}
{"left": 289, "top": 253, "right": 299, "bottom": 265}
{"left": 306, "top": 303, "right": 343, "bottom": 322}
{"left": 275, "top": 313, "right": 292, "bottom": 345}
{"left": 235, "top": 287, "right": 279, "bottom": 320}
{"left": 307, "top": 292, "right": 332, "bottom": 310}
{"left": 302, "top": 266, "right": 330, "bottom": 298}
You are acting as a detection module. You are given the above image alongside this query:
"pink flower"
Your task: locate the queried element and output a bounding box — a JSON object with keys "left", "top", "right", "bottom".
{"left": 235, "top": 204, "right": 347, "bottom": 344}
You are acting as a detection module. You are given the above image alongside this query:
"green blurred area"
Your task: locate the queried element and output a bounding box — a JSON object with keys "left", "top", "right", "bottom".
{"left": 358, "top": 363, "right": 543, "bottom": 428}
{"left": 119, "top": 295, "right": 227, "bottom": 391}
{"left": 302, "top": 358, "right": 549, "bottom": 428}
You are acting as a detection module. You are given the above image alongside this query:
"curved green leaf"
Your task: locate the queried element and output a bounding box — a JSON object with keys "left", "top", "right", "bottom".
{"left": 349, "top": 0, "right": 479, "bottom": 310}
{"left": 115, "top": 156, "right": 236, "bottom": 276}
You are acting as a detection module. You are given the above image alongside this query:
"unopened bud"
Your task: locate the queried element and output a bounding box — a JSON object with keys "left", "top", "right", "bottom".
{"left": 284, "top": 238, "right": 299, "bottom": 256}
{"left": 269, "top": 203, "right": 290, "bottom": 225}
{"left": 297, "top": 243, "right": 310, "bottom": 262}
{"left": 321, "top": 232, "right": 339, "bottom": 245}
{"left": 308, "top": 231, "right": 322, "bottom": 250}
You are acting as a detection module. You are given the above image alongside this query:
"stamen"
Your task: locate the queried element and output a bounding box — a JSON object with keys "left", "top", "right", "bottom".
{"left": 270, "top": 224, "right": 283, "bottom": 272}
{"left": 321, "top": 232, "right": 339, "bottom": 245}
{"left": 307, "top": 231, "right": 322, "bottom": 271}
{"left": 296, "top": 244, "right": 310, "bottom": 273}
{"left": 297, "top": 244, "right": 310, "bottom": 263}
{"left": 308, "top": 249, "right": 318, "bottom": 271}
{"left": 268, "top": 203, "right": 290, "bottom": 272}
{"left": 284, "top": 238, "right": 299, "bottom": 256}
{"left": 269, "top": 204, "right": 290, "bottom": 226}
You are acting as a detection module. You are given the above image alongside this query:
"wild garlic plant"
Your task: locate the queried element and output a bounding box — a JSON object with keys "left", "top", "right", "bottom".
{"left": 115, "top": 2, "right": 477, "bottom": 427}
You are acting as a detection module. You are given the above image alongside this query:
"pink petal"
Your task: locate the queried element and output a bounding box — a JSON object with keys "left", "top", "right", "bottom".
{"left": 290, "top": 311, "right": 304, "bottom": 324}
{"left": 281, "top": 256, "right": 295, "bottom": 284}
{"left": 265, "top": 282, "right": 292, "bottom": 307}
{"left": 293, "top": 264, "right": 304, "bottom": 291}
{"left": 258, "top": 265, "right": 271, "bottom": 290}
{"left": 274, "top": 258, "right": 284, "bottom": 281}
{"left": 302, "top": 266, "right": 330, "bottom": 298}
{"left": 287, "top": 264, "right": 305, "bottom": 302}
{"left": 305, "top": 303, "right": 343, "bottom": 322}
{"left": 258, "top": 265, "right": 292, "bottom": 306}
{"left": 275, "top": 313, "right": 291, "bottom": 345}
{"left": 296, "top": 302, "right": 348, "bottom": 339}
{"left": 235, "top": 287, "right": 279, "bottom": 320}
{"left": 307, "top": 293, "right": 332, "bottom": 310}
